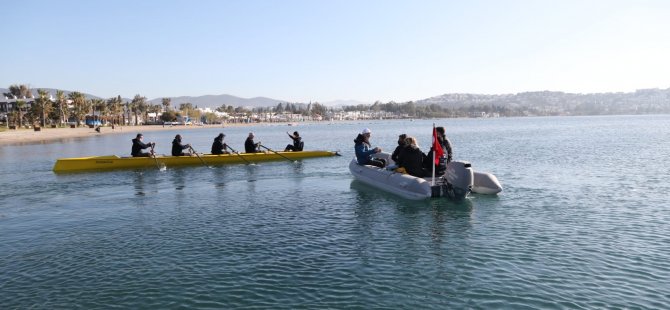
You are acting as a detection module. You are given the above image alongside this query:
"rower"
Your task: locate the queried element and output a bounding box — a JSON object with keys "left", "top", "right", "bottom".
{"left": 171, "top": 134, "right": 192, "bottom": 156}
{"left": 131, "top": 133, "right": 155, "bottom": 157}
{"left": 245, "top": 132, "right": 261, "bottom": 153}
{"left": 284, "top": 131, "right": 304, "bottom": 151}
{"left": 211, "top": 133, "right": 230, "bottom": 155}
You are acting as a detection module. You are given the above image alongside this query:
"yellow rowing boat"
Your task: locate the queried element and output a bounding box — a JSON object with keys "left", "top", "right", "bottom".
{"left": 53, "top": 150, "right": 339, "bottom": 172}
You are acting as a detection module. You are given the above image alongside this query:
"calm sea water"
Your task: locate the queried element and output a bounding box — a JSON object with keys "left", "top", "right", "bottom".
{"left": 1, "top": 115, "right": 669, "bottom": 309}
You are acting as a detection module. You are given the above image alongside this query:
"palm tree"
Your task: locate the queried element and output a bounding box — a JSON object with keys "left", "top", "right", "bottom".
{"left": 54, "top": 90, "right": 68, "bottom": 126}
{"left": 15, "top": 100, "right": 26, "bottom": 127}
{"left": 3, "top": 84, "right": 33, "bottom": 99}
{"left": 124, "top": 101, "right": 130, "bottom": 125}
{"left": 34, "top": 89, "right": 53, "bottom": 127}
{"left": 4, "top": 84, "right": 32, "bottom": 128}
{"left": 150, "top": 104, "right": 163, "bottom": 123}
{"left": 68, "top": 91, "right": 88, "bottom": 127}
{"left": 91, "top": 98, "right": 107, "bottom": 125}
{"left": 107, "top": 95, "right": 123, "bottom": 126}
{"left": 161, "top": 98, "right": 171, "bottom": 112}
{"left": 131, "top": 94, "right": 147, "bottom": 125}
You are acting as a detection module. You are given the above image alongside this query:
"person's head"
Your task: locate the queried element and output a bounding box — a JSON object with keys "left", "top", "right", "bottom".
{"left": 248, "top": 132, "right": 254, "bottom": 139}
{"left": 405, "top": 136, "right": 418, "bottom": 148}
{"left": 436, "top": 126, "right": 445, "bottom": 136}
{"left": 398, "top": 134, "right": 407, "bottom": 145}
{"left": 136, "top": 133, "right": 143, "bottom": 140}
{"left": 362, "top": 128, "right": 371, "bottom": 137}
{"left": 217, "top": 133, "right": 225, "bottom": 140}
{"left": 293, "top": 131, "right": 299, "bottom": 137}
{"left": 175, "top": 134, "right": 182, "bottom": 141}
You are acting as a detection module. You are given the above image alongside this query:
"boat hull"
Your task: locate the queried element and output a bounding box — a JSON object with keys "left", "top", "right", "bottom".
{"left": 53, "top": 150, "right": 338, "bottom": 172}
{"left": 349, "top": 152, "right": 501, "bottom": 200}
{"left": 349, "top": 158, "right": 433, "bottom": 200}
{"left": 348, "top": 154, "right": 474, "bottom": 201}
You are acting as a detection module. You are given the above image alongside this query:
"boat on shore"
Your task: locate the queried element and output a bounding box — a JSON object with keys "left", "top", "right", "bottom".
{"left": 53, "top": 150, "right": 339, "bottom": 172}
{"left": 349, "top": 152, "right": 502, "bottom": 200}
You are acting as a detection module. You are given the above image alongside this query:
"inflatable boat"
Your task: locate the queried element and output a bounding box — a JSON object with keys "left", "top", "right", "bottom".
{"left": 349, "top": 152, "right": 502, "bottom": 200}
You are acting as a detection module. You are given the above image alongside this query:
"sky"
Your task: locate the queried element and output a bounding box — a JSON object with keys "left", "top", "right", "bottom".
{"left": 2, "top": 0, "right": 670, "bottom": 103}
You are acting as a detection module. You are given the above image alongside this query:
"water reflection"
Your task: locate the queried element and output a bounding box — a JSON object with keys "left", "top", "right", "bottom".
{"left": 350, "top": 179, "right": 475, "bottom": 250}
{"left": 243, "top": 164, "right": 259, "bottom": 197}
{"left": 290, "top": 161, "right": 304, "bottom": 174}
{"left": 426, "top": 199, "right": 474, "bottom": 244}
{"left": 210, "top": 166, "right": 227, "bottom": 189}
{"left": 134, "top": 171, "right": 146, "bottom": 196}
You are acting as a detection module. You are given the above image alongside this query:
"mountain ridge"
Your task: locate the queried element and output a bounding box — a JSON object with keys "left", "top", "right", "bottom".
{"left": 3, "top": 87, "right": 670, "bottom": 114}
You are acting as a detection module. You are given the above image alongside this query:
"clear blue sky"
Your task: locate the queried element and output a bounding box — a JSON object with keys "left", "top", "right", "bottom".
{"left": 2, "top": 0, "right": 669, "bottom": 102}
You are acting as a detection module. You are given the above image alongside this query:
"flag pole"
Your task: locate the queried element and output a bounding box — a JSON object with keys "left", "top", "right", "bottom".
{"left": 432, "top": 123, "right": 436, "bottom": 186}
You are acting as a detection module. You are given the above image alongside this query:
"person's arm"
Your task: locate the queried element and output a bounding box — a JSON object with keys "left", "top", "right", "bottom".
{"left": 391, "top": 146, "right": 400, "bottom": 162}
{"left": 140, "top": 141, "right": 153, "bottom": 149}
{"left": 443, "top": 137, "right": 453, "bottom": 162}
{"left": 355, "top": 144, "right": 376, "bottom": 158}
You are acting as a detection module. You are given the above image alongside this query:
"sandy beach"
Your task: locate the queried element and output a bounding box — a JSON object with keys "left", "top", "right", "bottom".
{"left": 0, "top": 123, "right": 261, "bottom": 146}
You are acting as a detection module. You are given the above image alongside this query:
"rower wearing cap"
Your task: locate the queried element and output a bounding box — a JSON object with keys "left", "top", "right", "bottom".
{"left": 353, "top": 128, "right": 385, "bottom": 168}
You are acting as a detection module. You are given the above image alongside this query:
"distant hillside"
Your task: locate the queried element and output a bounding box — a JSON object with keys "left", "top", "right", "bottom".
{"left": 147, "top": 94, "right": 287, "bottom": 109}
{"left": 417, "top": 88, "right": 670, "bottom": 115}
{"left": 5, "top": 86, "right": 670, "bottom": 115}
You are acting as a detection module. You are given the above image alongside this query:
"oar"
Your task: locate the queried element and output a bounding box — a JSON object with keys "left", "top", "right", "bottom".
{"left": 225, "top": 145, "right": 252, "bottom": 165}
{"left": 150, "top": 143, "right": 161, "bottom": 170}
{"left": 259, "top": 144, "right": 296, "bottom": 163}
{"left": 189, "top": 146, "right": 210, "bottom": 168}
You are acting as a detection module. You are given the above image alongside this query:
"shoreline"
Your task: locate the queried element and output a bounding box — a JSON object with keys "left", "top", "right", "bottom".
{"left": 0, "top": 123, "right": 265, "bottom": 146}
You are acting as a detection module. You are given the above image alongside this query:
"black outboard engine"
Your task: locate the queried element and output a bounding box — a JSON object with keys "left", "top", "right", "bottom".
{"left": 443, "top": 161, "right": 474, "bottom": 200}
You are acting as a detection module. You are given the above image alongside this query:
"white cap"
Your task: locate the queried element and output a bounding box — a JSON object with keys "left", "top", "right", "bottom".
{"left": 362, "top": 128, "right": 371, "bottom": 134}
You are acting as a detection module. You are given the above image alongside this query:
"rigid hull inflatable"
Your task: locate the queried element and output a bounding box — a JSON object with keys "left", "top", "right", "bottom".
{"left": 348, "top": 152, "right": 502, "bottom": 200}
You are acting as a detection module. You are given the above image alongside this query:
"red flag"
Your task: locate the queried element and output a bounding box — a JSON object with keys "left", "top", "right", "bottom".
{"left": 432, "top": 126, "right": 444, "bottom": 165}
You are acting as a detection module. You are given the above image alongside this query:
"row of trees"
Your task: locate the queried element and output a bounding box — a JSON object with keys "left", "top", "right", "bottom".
{"left": 341, "top": 100, "right": 519, "bottom": 118}
{"left": 246, "top": 102, "right": 329, "bottom": 117}
{"left": 2, "top": 84, "right": 204, "bottom": 128}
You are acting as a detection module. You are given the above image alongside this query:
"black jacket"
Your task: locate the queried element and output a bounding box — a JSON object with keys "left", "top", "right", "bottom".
{"left": 131, "top": 138, "right": 152, "bottom": 157}
{"left": 290, "top": 136, "right": 303, "bottom": 151}
{"left": 211, "top": 138, "right": 225, "bottom": 154}
{"left": 424, "top": 136, "right": 453, "bottom": 175}
{"left": 391, "top": 144, "right": 405, "bottom": 163}
{"left": 172, "top": 139, "right": 189, "bottom": 156}
{"left": 397, "top": 145, "right": 428, "bottom": 177}
{"left": 245, "top": 137, "right": 258, "bottom": 153}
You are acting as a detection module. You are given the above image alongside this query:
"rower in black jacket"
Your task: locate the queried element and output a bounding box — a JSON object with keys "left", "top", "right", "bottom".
{"left": 171, "top": 134, "right": 191, "bottom": 156}
{"left": 131, "top": 133, "right": 155, "bottom": 157}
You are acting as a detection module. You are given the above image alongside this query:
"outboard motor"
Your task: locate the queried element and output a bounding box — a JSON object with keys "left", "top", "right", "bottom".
{"left": 443, "top": 161, "right": 474, "bottom": 200}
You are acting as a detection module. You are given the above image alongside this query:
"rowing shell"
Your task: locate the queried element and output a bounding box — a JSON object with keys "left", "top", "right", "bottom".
{"left": 53, "top": 150, "right": 338, "bottom": 172}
